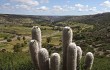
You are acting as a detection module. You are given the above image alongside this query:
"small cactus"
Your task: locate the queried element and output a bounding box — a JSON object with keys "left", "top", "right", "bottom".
{"left": 67, "top": 43, "right": 77, "bottom": 70}
{"left": 38, "top": 48, "right": 49, "bottom": 70}
{"left": 84, "top": 52, "right": 94, "bottom": 70}
{"left": 29, "top": 40, "right": 39, "bottom": 69}
{"left": 32, "top": 26, "right": 42, "bottom": 49}
{"left": 62, "top": 26, "right": 73, "bottom": 70}
{"left": 50, "top": 53, "right": 60, "bottom": 70}
{"left": 77, "top": 46, "right": 82, "bottom": 70}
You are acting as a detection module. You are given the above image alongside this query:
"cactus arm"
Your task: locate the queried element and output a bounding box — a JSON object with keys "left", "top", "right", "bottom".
{"left": 67, "top": 43, "right": 77, "bottom": 70}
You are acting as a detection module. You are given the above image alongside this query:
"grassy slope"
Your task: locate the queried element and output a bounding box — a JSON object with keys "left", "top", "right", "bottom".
{"left": 0, "top": 52, "right": 110, "bottom": 70}
{"left": 0, "top": 13, "right": 110, "bottom": 70}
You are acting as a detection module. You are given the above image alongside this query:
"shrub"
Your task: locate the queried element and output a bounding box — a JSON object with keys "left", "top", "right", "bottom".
{"left": 7, "top": 38, "right": 12, "bottom": 42}
{"left": 13, "top": 43, "right": 22, "bottom": 52}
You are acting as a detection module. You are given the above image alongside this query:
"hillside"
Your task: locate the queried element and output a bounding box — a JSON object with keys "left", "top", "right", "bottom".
{"left": 0, "top": 12, "right": 110, "bottom": 25}
{"left": 0, "top": 13, "right": 110, "bottom": 70}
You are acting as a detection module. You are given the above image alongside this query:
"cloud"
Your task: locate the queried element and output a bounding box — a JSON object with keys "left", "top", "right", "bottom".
{"left": 74, "top": 3, "right": 99, "bottom": 13}
{"left": 89, "top": 7, "right": 97, "bottom": 11}
{"left": 4, "top": 3, "right": 10, "bottom": 6}
{"left": 40, "top": 0, "right": 49, "bottom": 3}
{"left": 37, "top": 6, "right": 49, "bottom": 11}
{"left": 63, "top": 5, "right": 75, "bottom": 11}
{"left": 100, "top": 0, "right": 110, "bottom": 7}
{"left": 0, "top": 3, "right": 14, "bottom": 10}
{"left": 74, "top": 4, "right": 89, "bottom": 11}
{"left": 15, "top": 4, "right": 31, "bottom": 10}
{"left": 53, "top": 5, "right": 63, "bottom": 12}
{"left": 10, "top": 0, "right": 39, "bottom": 6}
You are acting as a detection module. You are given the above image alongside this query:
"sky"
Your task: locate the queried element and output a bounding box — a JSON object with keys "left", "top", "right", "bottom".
{"left": 0, "top": 0, "right": 110, "bottom": 15}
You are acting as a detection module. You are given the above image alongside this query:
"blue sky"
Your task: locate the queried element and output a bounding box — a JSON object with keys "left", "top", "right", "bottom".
{"left": 0, "top": 0, "right": 110, "bottom": 15}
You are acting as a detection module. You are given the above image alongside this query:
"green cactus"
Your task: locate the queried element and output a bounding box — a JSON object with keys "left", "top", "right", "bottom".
{"left": 62, "top": 26, "right": 73, "bottom": 70}
{"left": 50, "top": 53, "right": 60, "bottom": 70}
{"left": 38, "top": 48, "right": 49, "bottom": 70}
{"left": 32, "top": 26, "right": 42, "bottom": 49}
{"left": 67, "top": 43, "right": 77, "bottom": 70}
{"left": 29, "top": 40, "right": 39, "bottom": 69}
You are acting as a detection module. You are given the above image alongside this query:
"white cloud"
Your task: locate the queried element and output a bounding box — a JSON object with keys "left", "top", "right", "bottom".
{"left": 53, "top": 5, "right": 63, "bottom": 12}
{"left": 74, "top": 3, "right": 99, "bottom": 13}
{"left": 37, "top": 6, "right": 49, "bottom": 11}
{"left": 0, "top": 3, "right": 14, "bottom": 10}
{"left": 74, "top": 4, "right": 89, "bottom": 11}
{"left": 101, "top": 0, "right": 110, "bottom": 7}
{"left": 4, "top": 3, "right": 10, "bottom": 6}
{"left": 16, "top": 4, "right": 31, "bottom": 10}
{"left": 10, "top": 0, "right": 39, "bottom": 6}
{"left": 75, "top": 4, "right": 84, "bottom": 8}
{"left": 89, "top": 7, "right": 97, "bottom": 11}
{"left": 63, "top": 5, "right": 75, "bottom": 11}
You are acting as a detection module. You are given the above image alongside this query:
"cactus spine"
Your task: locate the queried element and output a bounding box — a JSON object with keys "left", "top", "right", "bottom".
{"left": 67, "top": 43, "right": 77, "bottom": 70}
{"left": 62, "top": 26, "right": 73, "bottom": 70}
{"left": 32, "top": 26, "right": 42, "bottom": 48}
{"left": 29, "top": 40, "right": 39, "bottom": 69}
{"left": 38, "top": 48, "right": 49, "bottom": 70}
{"left": 77, "top": 46, "right": 82, "bottom": 70}
{"left": 50, "top": 53, "right": 60, "bottom": 70}
{"left": 84, "top": 52, "right": 94, "bottom": 70}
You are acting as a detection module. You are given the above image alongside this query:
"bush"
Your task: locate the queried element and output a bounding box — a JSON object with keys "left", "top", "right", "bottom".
{"left": 74, "top": 33, "right": 85, "bottom": 40}
{"left": 23, "top": 36, "right": 26, "bottom": 40}
{"left": 7, "top": 38, "right": 12, "bottom": 42}
{"left": 17, "top": 36, "right": 21, "bottom": 41}
{"left": 13, "top": 43, "right": 22, "bottom": 52}
{"left": 46, "top": 37, "right": 52, "bottom": 43}
{"left": 4, "top": 36, "right": 8, "bottom": 39}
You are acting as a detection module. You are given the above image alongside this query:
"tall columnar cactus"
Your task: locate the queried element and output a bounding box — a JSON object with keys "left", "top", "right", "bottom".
{"left": 29, "top": 26, "right": 94, "bottom": 70}
{"left": 77, "top": 46, "right": 82, "bottom": 70}
{"left": 67, "top": 43, "right": 77, "bottom": 70}
{"left": 84, "top": 52, "right": 94, "bottom": 70}
{"left": 38, "top": 48, "right": 49, "bottom": 70}
{"left": 32, "top": 26, "right": 42, "bottom": 49}
{"left": 29, "top": 40, "right": 39, "bottom": 69}
{"left": 62, "top": 26, "right": 73, "bottom": 70}
{"left": 50, "top": 53, "right": 60, "bottom": 70}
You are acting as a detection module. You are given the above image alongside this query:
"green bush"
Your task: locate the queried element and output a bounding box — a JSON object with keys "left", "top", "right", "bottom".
{"left": 13, "top": 43, "right": 22, "bottom": 52}
{"left": 7, "top": 38, "right": 12, "bottom": 42}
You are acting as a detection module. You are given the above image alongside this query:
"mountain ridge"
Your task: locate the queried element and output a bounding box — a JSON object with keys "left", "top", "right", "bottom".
{"left": 0, "top": 12, "right": 110, "bottom": 25}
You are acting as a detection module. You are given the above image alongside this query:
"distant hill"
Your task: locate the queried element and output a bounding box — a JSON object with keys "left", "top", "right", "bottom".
{"left": 0, "top": 14, "right": 70, "bottom": 24}
{"left": 0, "top": 12, "right": 110, "bottom": 25}
{"left": 66, "top": 12, "right": 110, "bottom": 26}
